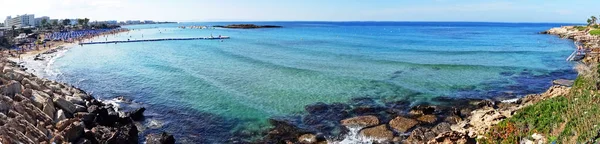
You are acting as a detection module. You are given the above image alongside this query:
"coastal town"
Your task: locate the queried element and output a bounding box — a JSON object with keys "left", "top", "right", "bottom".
{"left": 0, "top": 14, "right": 176, "bottom": 58}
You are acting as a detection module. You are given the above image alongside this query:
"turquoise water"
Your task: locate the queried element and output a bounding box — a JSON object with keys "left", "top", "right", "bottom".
{"left": 46, "top": 22, "right": 576, "bottom": 142}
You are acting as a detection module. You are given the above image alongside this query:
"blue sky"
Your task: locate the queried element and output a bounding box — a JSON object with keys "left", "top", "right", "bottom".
{"left": 0, "top": 0, "right": 597, "bottom": 23}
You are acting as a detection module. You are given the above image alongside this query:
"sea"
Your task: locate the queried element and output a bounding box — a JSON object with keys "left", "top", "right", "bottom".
{"left": 25, "top": 22, "right": 579, "bottom": 143}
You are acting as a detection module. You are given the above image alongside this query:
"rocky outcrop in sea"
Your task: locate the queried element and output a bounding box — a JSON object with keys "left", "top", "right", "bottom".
{"left": 0, "top": 59, "right": 174, "bottom": 144}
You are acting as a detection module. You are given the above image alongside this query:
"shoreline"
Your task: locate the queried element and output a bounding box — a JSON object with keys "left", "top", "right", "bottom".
{"left": 0, "top": 29, "right": 175, "bottom": 143}
{"left": 1, "top": 25, "right": 585, "bottom": 143}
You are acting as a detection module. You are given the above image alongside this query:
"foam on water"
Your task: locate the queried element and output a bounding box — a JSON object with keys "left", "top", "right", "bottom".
{"left": 330, "top": 126, "right": 379, "bottom": 144}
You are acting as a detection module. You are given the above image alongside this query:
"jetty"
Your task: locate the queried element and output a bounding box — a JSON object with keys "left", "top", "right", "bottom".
{"left": 80, "top": 36, "right": 230, "bottom": 45}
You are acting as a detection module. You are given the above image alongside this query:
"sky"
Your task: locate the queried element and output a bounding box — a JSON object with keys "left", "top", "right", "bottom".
{"left": 0, "top": 0, "right": 598, "bottom": 23}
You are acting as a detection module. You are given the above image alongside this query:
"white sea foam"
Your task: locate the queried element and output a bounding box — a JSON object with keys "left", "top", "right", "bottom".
{"left": 328, "top": 126, "right": 380, "bottom": 144}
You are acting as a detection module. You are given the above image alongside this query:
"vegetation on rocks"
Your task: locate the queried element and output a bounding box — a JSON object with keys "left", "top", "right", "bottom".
{"left": 590, "top": 29, "right": 600, "bottom": 36}
{"left": 480, "top": 64, "right": 600, "bottom": 143}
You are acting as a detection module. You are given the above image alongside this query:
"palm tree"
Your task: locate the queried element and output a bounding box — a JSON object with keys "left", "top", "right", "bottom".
{"left": 84, "top": 18, "right": 90, "bottom": 28}
{"left": 588, "top": 18, "right": 594, "bottom": 26}
{"left": 51, "top": 19, "right": 58, "bottom": 30}
{"left": 62, "top": 19, "right": 71, "bottom": 26}
{"left": 592, "top": 16, "right": 598, "bottom": 25}
{"left": 41, "top": 19, "right": 48, "bottom": 29}
{"left": 77, "top": 19, "right": 85, "bottom": 27}
{"left": 11, "top": 25, "right": 16, "bottom": 37}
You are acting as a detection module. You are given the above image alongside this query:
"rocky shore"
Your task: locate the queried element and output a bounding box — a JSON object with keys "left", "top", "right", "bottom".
{"left": 0, "top": 59, "right": 174, "bottom": 144}
{"left": 253, "top": 27, "right": 586, "bottom": 144}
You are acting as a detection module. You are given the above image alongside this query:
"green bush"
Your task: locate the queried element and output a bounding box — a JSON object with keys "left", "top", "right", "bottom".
{"left": 590, "top": 29, "right": 600, "bottom": 36}
{"left": 574, "top": 26, "right": 587, "bottom": 31}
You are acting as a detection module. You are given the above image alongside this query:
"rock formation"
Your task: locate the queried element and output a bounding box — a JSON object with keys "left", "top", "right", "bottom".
{"left": 0, "top": 59, "right": 170, "bottom": 143}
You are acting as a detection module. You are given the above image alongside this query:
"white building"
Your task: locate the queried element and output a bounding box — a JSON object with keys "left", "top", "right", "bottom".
{"left": 4, "top": 14, "right": 35, "bottom": 28}
{"left": 91, "top": 20, "right": 118, "bottom": 25}
{"left": 125, "top": 20, "right": 141, "bottom": 24}
{"left": 34, "top": 16, "right": 50, "bottom": 27}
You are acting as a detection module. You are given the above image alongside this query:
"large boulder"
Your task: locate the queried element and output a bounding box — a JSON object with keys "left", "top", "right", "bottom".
{"left": 389, "top": 116, "right": 418, "bottom": 133}
{"left": 31, "top": 90, "right": 52, "bottom": 109}
{"left": 417, "top": 115, "right": 438, "bottom": 124}
{"left": 66, "top": 96, "right": 85, "bottom": 106}
{"left": 1, "top": 80, "right": 22, "bottom": 97}
{"left": 62, "top": 121, "right": 85, "bottom": 142}
{"left": 359, "top": 125, "right": 393, "bottom": 142}
{"left": 129, "top": 107, "right": 146, "bottom": 121}
{"left": 53, "top": 97, "right": 77, "bottom": 115}
{"left": 340, "top": 115, "right": 379, "bottom": 128}
{"left": 42, "top": 101, "right": 56, "bottom": 119}
{"left": 146, "top": 132, "right": 176, "bottom": 144}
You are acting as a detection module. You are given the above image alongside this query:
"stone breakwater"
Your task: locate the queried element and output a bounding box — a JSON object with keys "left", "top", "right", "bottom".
{"left": 0, "top": 59, "right": 174, "bottom": 144}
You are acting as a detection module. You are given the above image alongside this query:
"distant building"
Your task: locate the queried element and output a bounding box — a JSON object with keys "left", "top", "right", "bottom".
{"left": 143, "top": 20, "right": 154, "bottom": 24}
{"left": 125, "top": 20, "right": 141, "bottom": 24}
{"left": 34, "top": 16, "right": 50, "bottom": 27}
{"left": 4, "top": 14, "right": 35, "bottom": 28}
{"left": 91, "top": 20, "right": 118, "bottom": 25}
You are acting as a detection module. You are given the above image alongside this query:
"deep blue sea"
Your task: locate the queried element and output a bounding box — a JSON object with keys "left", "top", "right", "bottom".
{"left": 39, "top": 22, "right": 577, "bottom": 142}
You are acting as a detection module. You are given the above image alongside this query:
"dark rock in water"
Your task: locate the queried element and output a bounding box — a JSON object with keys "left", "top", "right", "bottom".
{"left": 417, "top": 115, "right": 438, "bottom": 124}
{"left": 409, "top": 105, "right": 436, "bottom": 116}
{"left": 263, "top": 118, "right": 310, "bottom": 143}
{"left": 553, "top": 79, "right": 574, "bottom": 87}
{"left": 476, "top": 100, "right": 497, "bottom": 109}
{"left": 129, "top": 107, "right": 146, "bottom": 121}
{"left": 389, "top": 116, "right": 418, "bottom": 133}
{"left": 350, "top": 105, "right": 386, "bottom": 115}
{"left": 305, "top": 102, "right": 329, "bottom": 114}
{"left": 95, "top": 107, "right": 118, "bottom": 126}
{"left": 63, "top": 122, "right": 85, "bottom": 142}
{"left": 75, "top": 112, "right": 96, "bottom": 128}
{"left": 91, "top": 123, "right": 139, "bottom": 144}
{"left": 146, "top": 132, "right": 176, "bottom": 144}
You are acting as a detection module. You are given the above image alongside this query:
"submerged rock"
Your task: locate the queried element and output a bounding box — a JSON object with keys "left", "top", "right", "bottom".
{"left": 146, "top": 132, "right": 176, "bottom": 144}
{"left": 129, "top": 107, "right": 146, "bottom": 121}
{"left": 340, "top": 115, "right": 379, "bottom": 128}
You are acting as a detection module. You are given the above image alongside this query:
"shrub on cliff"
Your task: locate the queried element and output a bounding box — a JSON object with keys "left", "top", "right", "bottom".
{"left": 480, "top": 64, "right": 600, "bottom": 143}
{"left": 590, "top": 29, "right": 600, "bottom": 36}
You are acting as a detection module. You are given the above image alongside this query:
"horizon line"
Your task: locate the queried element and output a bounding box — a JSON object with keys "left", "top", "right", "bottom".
{"left": 171, "top": 20, "right": 584, "bottom": 25}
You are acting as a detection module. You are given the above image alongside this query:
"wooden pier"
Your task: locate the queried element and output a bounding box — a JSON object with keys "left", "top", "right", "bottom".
{"left": 80, "top": 36, "right": 230, "bottom": 45}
